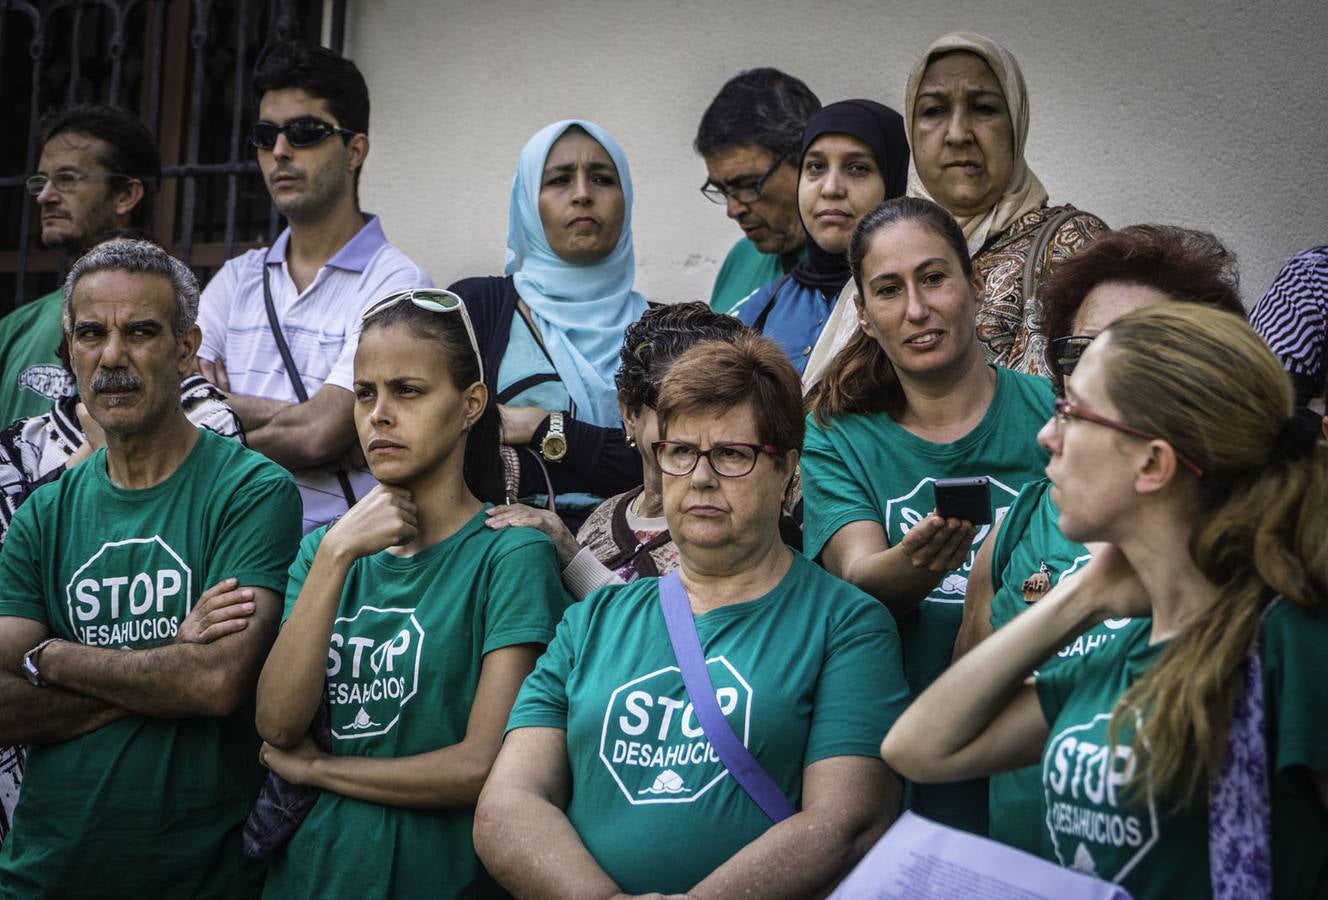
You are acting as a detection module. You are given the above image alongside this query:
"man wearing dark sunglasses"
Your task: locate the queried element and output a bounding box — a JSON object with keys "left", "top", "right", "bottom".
{"left": 196, "top": 41, "right": 432, "bottom": 533}
{"left": 0, "top": 105, "right": 160, "bottom": 428}
{"left": 694, "top": 69, "right": 820, "bottom": 314}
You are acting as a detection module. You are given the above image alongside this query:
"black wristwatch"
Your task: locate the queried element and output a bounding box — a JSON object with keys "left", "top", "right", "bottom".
{"left": 539, "top": 411, "right": 568, "bottom": 462}
{"left": 22, "top": 638, "right": 62, "bottom": 687}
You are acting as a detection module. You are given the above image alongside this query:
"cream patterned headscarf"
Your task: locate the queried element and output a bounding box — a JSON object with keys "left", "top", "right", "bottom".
{"left": 903, "top": 32, "right": 1049, "bottom": 257}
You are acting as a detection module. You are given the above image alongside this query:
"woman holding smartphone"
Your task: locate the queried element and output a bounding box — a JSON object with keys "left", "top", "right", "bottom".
{"left": 802, "top": 196, "right": 1052, "bottom": 833}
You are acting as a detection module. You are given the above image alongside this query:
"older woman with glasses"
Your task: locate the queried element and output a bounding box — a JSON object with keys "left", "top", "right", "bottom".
{"left": 485, "top": 302, "right": 765, "bottom": 598}
{"left": 254, "top": 289, "right": 570, "bottom": 899}
{"left": 885, "top": 303, "right": 1328, "bottom": 899}
{"left": 950, "top": 224, "right": 1246, "bottom": 854}
{"left": 475, "top": 334, "right": 910, "bottom": 898}
{"left": 449, "top": 119, "right": 647, "bottom": 531}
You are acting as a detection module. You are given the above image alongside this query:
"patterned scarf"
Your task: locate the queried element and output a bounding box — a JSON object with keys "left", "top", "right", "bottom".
{"left": 1207, "top": 602, "right": 1276, "bottom": 900}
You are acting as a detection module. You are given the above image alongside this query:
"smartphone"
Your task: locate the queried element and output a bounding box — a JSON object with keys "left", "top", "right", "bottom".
{"left": 932, "top": 476, "right": 992, "bottom": 526}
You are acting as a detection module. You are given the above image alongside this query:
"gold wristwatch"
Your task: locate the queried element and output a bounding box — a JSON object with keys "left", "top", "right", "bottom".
{"left": 539, "top": 411, "right": 568, "bottom": 462}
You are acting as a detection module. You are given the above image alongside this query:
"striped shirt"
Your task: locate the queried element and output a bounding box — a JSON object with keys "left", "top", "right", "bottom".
{"left": 1250, "top": 246, "right": 1328, "bottom": 407}
{"left": 197, "top": 214, "right": 432, "bottom": 531}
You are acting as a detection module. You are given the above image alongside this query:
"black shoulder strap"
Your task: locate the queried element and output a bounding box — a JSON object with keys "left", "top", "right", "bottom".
{"left": 514, "top": 299, "right": 577, "bottom": 418}
{"left": 261, "top": 264, "right": 357, "bottom": 509}
{"left": 752, "top": 274, "right": 793, "bottom": 334}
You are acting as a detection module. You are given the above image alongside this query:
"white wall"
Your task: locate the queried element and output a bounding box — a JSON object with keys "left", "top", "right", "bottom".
{"left": 348, "top": 0, "right": 1328, "bottom": 306}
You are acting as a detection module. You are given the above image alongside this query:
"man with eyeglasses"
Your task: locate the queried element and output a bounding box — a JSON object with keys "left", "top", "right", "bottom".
{"left": 196, "top": 41, "right": 432, "bottom": 532}
{"left": 694, "top": 69, "right": 820, "bottom": 314}
{"left": 0, "top": 105, "right": 160, "bottom": 427}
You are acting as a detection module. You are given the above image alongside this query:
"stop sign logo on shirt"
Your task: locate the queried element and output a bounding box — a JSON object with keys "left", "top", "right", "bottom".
{"left": 1043, "top": 712, "right": 1159, "bottom": 882}
{"left": 326, "top": 605, "right": 425, "bottom": 741}
{"left": 64, "top": 536, "right": 194, "bottom": 648}
{"left": 885, "top": 476, "right": 1018, "bottom": 603}
{"left": 599, "top": 657, "right": 754, "bottom": 806}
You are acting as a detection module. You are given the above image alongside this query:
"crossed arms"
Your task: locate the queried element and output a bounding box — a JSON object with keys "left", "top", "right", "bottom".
{"left": 0, "top": 579, "right": 280, "bottom": 745}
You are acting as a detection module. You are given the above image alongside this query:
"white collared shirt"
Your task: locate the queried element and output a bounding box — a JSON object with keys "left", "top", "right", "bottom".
{"left": 197, "top": 214, "right": 432, "bottom": 531}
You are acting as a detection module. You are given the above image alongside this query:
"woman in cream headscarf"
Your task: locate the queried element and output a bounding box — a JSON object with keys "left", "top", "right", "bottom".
{"left": 804, "top": 32, "right": 1107, "bottom": 385}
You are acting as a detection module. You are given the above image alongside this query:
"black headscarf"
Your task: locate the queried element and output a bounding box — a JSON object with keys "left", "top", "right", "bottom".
{"left": 790, "top": 99, "right": 909, "bottom": 292}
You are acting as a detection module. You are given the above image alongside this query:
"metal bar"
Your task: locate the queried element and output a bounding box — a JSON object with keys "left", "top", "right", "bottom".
{"left": 223, "top": 0, "right": 249, "bottom": 260}
{"left": 177, "top": 0, "right": 210, "bottom": 264}
{"left": 164, "top": 161, "right": 263, "bottom": 177}
{"left": 14, "top": 0, "right": 45, "bottom": 307}
{"left": 146, "top": 0, "right": 165, "bottom": 128}
{"left": 329, "top": 0, "right": 344, "bottom": 55}
{"left": 103, "top": 0, "right": 131, "bottom": 105}
{"left": 67, "top": 1, "right": 83, "bottom": 105}
{"left": 274, "top": 0, "right": 294, "bottom": 42}
{"left": 152, "top": 0, "right": 190, "bottom": 245}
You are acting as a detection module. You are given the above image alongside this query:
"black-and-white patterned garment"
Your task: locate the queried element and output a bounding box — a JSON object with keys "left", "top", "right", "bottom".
{"left": 1250, "top": 246, "right": 1328, "bottom": 407}
{"left": 0, "top": 373, "right": 244, "bottom": 845}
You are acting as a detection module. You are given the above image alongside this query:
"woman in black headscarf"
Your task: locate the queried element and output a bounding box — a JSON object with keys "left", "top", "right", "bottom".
{"left": 735, "top": 100, "right": 908, "bottom": 378}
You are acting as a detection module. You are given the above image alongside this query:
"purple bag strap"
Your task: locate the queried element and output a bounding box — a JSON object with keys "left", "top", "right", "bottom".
{"left": 658, "top": 571, "right": 796, "bottom": 823}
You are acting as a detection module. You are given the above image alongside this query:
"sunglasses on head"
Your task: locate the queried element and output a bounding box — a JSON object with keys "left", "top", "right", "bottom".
{"left": 361, "top": 289, "right": 485, "bottom": 384}
{"left": 1050, "top": 335, "right": 1095, "bottom": 380}
{"left": 248, "top": 118, "right": 356, "bottom": 150}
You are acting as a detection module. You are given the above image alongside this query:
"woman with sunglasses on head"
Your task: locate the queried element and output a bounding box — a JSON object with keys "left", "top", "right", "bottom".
{"left": 802, "top": 196, "right": 1054, "bottom": 834}
{"left": 950, "top": 225, "right": 1247, "bottom": 854}
{"left": 485, "top": 302, "right": 762, "bottom": 598}
{"left": 885, "top": 303, "right": 1328, "bottom": 899}
{"left": 449, "top": 120, "right": 647, "bottom": 533}
{"left": 734, "top": 99, "right": 908, "bottom": 377}
{"left": 253, "top": 290, "right": 571, "bottom": 899}
{"left": 475, "top": 334, "right": 911, "bottom": 899}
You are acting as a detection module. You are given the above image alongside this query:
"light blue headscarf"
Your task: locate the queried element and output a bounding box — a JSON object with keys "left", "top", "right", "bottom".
{"left": 505, "top": 119, "right": 647, "bottom": 428}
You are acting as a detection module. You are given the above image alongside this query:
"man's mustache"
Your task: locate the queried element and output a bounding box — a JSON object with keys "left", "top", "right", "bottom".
{"left": 91, "top": 368, "right": 143, "bottom": 393}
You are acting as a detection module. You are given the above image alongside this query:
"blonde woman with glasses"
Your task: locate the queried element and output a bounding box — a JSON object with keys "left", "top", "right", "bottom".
{"left": 885, "top": 304, "right": 1328, "bottom": 900}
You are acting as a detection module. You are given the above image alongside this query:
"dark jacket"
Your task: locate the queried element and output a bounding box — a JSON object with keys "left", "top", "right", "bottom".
{"left": 448, "top": 275, "right": 641, "bottom": 501}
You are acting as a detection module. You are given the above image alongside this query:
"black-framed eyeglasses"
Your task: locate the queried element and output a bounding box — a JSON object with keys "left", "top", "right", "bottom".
{"left": 249, "top": 117, "right": 356, "bottom": 150}
{"left": 361, "top": 288, "right": 485, "bottom": 384}
{"left": 700, "top": 153, "right": 788, "bottom": 205}
{"left": 25, "top": 171, "right": 135, "bottom": 197}
{"left": 1052, "top": 398, "right": 1204, "bottom": 477}
{"left": 1050, "top": 335, "right": 1095, "bottom": 379}
{"left": 650, "top": 439, "right": 783, "bottom": 478}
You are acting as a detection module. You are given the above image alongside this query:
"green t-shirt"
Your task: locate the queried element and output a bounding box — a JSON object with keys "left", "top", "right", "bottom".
{"left": 0, "top": 427, "right": 302, "bottom": 899}
{"left": 709, "top": 237, "right": 800, "bottom": 315}
{"left": 801, "top": 365, "right": 1053, "bottom": 834}
{"left": 262, "top": 508, "right": 570, "bottom": 900}
{"left": 0, "top": 289, "right": 73, "bottom": 426}
{"left": 1036, "top": 600, "right": 1328, "bottom": 899}
{"left": 507, "top": 553, "right": 910, "bottom": 895}
{"left": 986, "top": 476, "right": 1147, "bottom": 853}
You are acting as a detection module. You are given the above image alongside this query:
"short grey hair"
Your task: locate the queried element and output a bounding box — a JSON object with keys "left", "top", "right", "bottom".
{"left": 64, "top": 239, "right": 199, "bottom": 338}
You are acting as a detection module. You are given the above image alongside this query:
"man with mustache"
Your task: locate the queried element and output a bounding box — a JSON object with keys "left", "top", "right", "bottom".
{"left": 196, "top": 41, "right": 431, "bottom": 532}
{"left": 0, "top": 106, "right": 160, "bottom": 427}
{"left": 695, "top": 69, "right": 820, "bottom": 314}
{"left": 0, "top": 239, "right": 302, "bottom": 897}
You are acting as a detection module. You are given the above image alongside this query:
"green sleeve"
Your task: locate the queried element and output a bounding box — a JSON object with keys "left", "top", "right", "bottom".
{"left": 482, "top": 533, "right": 573, "bottom": 655}
{"left": 1263, "top": 601, "right": 1328, "bottom": 775}
{"left": 0, "top": 498, "right": 49, "bottom": 624}
{"left": 281, "top": 528, "right": 327, "bottom": 624}
{"left": 800, "top": 415, "right": 882, "bottom": 560}
{"left": 805, "top": 595, "right": 911, "bottom": 765}
{"left": 1035, "top": 657, "right": 1075, "bottom": 726}
{"left": 505, "top": 591, "right": 599, "bottom": 732}
{"left": 209, "top": 471, "right": 303, "bottom": 596}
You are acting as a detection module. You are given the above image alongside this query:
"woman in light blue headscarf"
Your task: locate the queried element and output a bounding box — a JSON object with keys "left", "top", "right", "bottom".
{"left": 449, "top": 119, "right": 649, "bottom": 529}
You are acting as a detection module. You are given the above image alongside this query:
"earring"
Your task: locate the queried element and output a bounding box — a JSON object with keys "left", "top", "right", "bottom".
{"left": 626, "top": 435, "right": 637, "bottom": 448}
